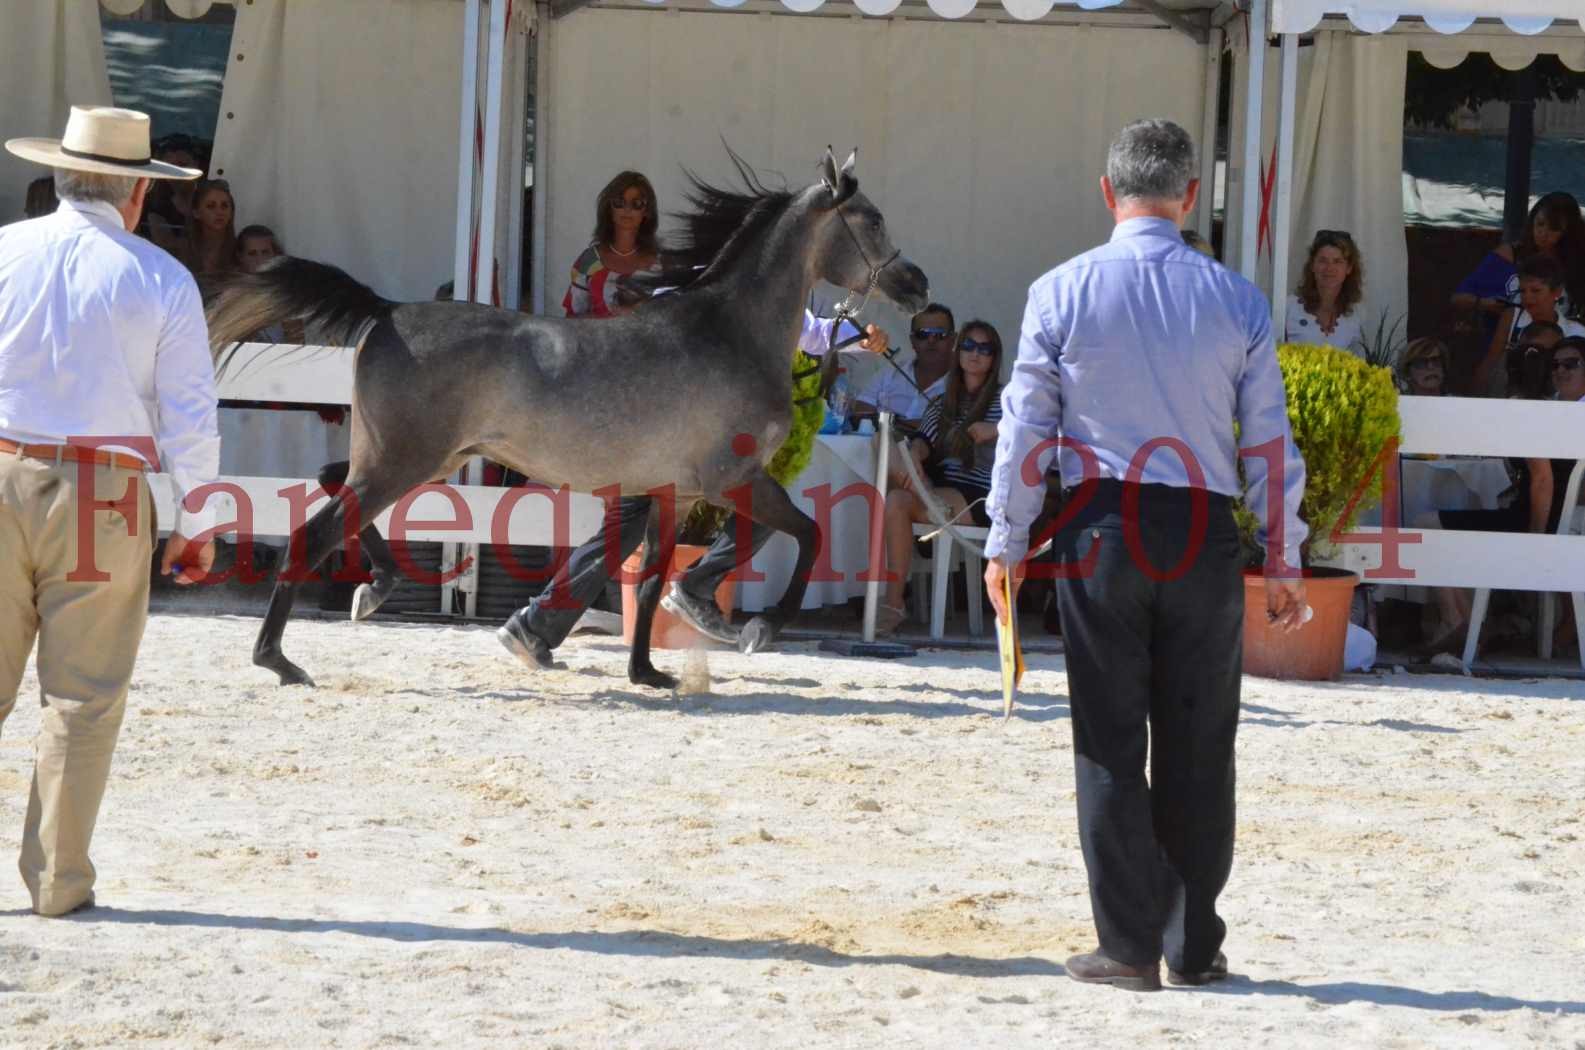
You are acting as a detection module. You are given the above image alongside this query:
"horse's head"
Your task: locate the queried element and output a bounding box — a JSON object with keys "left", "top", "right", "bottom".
{"left": 811, "top": 148, "right": 929, "bottom": 314}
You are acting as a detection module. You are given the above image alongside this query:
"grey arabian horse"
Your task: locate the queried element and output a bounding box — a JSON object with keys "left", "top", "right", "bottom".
{"left": 206, "top": 148, "right": 929, "bottom": 690}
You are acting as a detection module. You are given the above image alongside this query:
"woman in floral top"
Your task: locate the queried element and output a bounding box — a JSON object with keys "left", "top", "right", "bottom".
{"left": 562, "top": 170, "right": 660, "bottom": 318}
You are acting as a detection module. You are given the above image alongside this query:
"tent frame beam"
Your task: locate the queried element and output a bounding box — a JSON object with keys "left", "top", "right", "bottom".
{"left": 1132, "top": 0, "right": 1209, "bottom": 43}
{"left": 550, "top": 0, "right": 597, "bottom": 17}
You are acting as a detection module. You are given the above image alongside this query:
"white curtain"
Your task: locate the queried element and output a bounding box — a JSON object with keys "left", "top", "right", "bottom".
{"left": 0, "top": 0, "right": 112, "bottom": 221}
{"left": 1226, "top": 30, "right": 1409, "bottom": 344}
{"left": 210, "top": 0, "right": 467, "bottom": 301}
{"left": 544, "top": 11, "right": 1208, "bottom": 386}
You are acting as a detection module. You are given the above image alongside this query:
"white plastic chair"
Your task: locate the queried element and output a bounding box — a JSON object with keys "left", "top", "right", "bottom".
{"left": 1463, "top": 458, "right": 1585, "bottom": 672}
{"left": 910, "top": 522, "right": 988, "bottom": 640}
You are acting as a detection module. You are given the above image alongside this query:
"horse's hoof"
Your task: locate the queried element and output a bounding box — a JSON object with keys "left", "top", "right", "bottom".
{"left": 350, "top": 583, "right": 385, "bottom": 622}
{"left": 497, "top": 619, "right": 554, "bottom": 670}
{"left": 258, "top": 654, "right": 316, "bottom": 688}
{"left": 629, "top": 665, "right": 679, "bottom": 691}
{"left": 738, "top": 617, "right": 776, "bottom": 655}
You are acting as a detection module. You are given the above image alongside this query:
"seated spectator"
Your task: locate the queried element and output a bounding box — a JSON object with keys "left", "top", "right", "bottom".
{"left": 1181, "top": 228, "right": 1215, "bottom": 257}
{"left": 1474, "top": 255, "right": 1585, "bottom": 396}
{"left": 234, "top": 225, "right": 306, "bottom": 346}
{"left": 874, "top": 320, "right": 1005, "bottom": 635}
{"left": 23, "top": 176, "right": 58, "bottom": 218}
{"left": 1285, "top": 229, "right": 1364, "bottom": 354}
{"left": 853, "top": 302, "right": 955, "bottom": 430}
{"left": 1452, "top": 191, "right": 1585, "bottom": 338}
{"left": 1416, "top": 336, "right": 1584, "bottom": 655}
{"left": 236, "top": 223, "right": 284, "bottom": 273}
{"left": 179, "top": 178, "right": 238, "bottom": 299}
{"left": 1398, "top": 337, "right": 1448, "bottom": 396}
{"left": 139, "top": 134, "right": 201, "bottom": 250}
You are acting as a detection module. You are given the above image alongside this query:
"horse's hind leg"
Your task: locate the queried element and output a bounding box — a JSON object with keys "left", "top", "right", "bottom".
{"left": 255, "top": 468, "right": 437, "bottom": 686}
{"left": 316, "top": 460, "right": 404, "bottom": 623}
{"left": 733, "top": 471, "right": 821, "bottom": 655}
{"left": 628, "top": 498, "right": 679, "bottom": 691}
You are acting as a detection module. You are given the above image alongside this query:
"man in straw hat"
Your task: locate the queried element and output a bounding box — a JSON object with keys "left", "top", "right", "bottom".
{"left": 1, "top": 106, "right": 220, "bottom": 916}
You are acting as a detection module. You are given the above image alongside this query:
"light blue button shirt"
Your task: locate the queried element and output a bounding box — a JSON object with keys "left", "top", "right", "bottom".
{"left": 985, "top": 216, "right": 1307, "bottom": 569}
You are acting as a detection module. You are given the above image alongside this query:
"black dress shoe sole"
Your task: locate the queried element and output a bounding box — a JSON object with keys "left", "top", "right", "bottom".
{"left": 1067, "top": 970, "right": 1162, "bottom": 992}
{"left": 497, "top": 622, "right": 554, "bottom": 670}
{"left": 1167, "top": 968, "right": 1229, "bottom": 987}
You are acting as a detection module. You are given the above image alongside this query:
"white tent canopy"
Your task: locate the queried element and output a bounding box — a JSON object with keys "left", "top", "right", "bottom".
{"left": 1273, "top": 0, "right": 1585, "bottom": 34}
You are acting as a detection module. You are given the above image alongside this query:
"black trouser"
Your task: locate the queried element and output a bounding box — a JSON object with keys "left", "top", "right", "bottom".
{"left": 1052, "top": 480, "right": 1244, "bottom": 973}
{"left": 523, "top": 498, "right": 776, "bottom": 649}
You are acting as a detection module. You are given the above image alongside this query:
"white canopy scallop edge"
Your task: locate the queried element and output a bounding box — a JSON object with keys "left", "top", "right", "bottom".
{"left": 1273, "top": 1, "right": 1585, "bottom": 36}
{"left": 100, "top": 0, "right": 1146, "bottom": 24}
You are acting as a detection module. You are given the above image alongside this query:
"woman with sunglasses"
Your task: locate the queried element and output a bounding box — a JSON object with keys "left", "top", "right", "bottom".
{"left": 1284, "top": 230, "right": 1364, "bottom": 354}
{"left": 874, "top": 320, "right": 1004, "bottom": 634}
{"left": 562, "top": 170, "right": 660, "bottom": 318}
{"left": 1397, "top": 337, "right": 1448, "bottom": 397}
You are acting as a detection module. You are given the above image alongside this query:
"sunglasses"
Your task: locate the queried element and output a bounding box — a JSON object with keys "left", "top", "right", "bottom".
{"left": 1315, "top": 229, "right": 1353, "bottom": 243}
{"left": 1408, "top": 358, "right": 1443, "bottom": 371}
{"left": 1551, "top": 357, "right": 1584, "bottom": 373}
{"left": 958, "top": 338, "right": 996, "bottom": 356}
{"left": 911, "top": 327, "right": 952, "bottom": 342}
{"left": 611, "top": 199, "right": 649, "bottom": 212}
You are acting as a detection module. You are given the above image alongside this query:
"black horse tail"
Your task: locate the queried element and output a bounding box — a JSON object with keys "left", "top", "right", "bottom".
{"left": 206, "top": 257, "right": 393, "bottom": 365}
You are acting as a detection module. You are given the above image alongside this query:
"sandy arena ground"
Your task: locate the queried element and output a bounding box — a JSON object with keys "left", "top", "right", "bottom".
{"left": 1, "top": 611, "right": 1582, "bottom": 1049}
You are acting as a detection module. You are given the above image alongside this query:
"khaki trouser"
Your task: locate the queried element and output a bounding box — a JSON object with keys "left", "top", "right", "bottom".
{"left": 0, "top": 452, "right": 152, "bottom": 916}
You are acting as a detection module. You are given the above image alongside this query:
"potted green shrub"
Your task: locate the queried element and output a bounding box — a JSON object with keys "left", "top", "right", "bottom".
{"left": 624, "top": 347, "right": 830, "bottom": 648}
{"left": 1237, "top": 342, "right": 1401, "bottom": 679}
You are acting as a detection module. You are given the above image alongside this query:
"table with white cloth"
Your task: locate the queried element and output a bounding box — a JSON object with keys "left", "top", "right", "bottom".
{"left": 1379, "top": 456, "right": 1513, "bottom": 604}
{"left": 736, "top": 434, "right": 879, "bottom": 612}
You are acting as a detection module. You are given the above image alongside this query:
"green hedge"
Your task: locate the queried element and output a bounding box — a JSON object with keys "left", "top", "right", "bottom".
{"left": 1237, "top": 343, "right": 1402, "bottom": 565}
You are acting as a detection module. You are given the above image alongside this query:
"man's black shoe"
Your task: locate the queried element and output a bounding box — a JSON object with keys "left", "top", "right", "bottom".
{"left": 1167, "top": 952, "right": 1229, "bottom": 987}
{"left": 1064, "top": 950, "right": 1162, "bottom": 992}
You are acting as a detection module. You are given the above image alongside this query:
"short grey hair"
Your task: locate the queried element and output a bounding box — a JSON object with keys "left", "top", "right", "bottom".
{"left": 1106, "top": 119, "right": 1197, "bottom": 203}
{"left": 53, "top": 168, "right": 140, "bottom": 207}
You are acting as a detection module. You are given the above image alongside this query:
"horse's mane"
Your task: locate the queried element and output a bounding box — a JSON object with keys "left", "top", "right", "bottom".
{"left": 638, "top": 148, "right": 798, "bottom": 296}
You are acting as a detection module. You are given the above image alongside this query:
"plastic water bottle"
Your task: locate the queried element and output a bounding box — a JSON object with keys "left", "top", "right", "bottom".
{"left": 829, "top": 371, "right": 852, "bottom": 433}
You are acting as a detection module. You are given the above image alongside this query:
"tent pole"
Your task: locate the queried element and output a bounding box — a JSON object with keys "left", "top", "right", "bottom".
{"left": 504, "top": 8, "right": 530, "bottom": 312}
{"left": 444, "top": 0, "right": 484, "bottom": 617}
{"left": 1271, "top": 31, "right": 1298, "bottom": 339}
{"left": 531, "top": 2, "right": 552, "bottom": 316}
{"left": 1197, "top": 25, "right": 1223, "bottom": 242}
{"left": 1237, "top": 0, "right": 1267, "bottom": 281}
{"left": 452, "top": 0, "right": 482, "bottom": 307}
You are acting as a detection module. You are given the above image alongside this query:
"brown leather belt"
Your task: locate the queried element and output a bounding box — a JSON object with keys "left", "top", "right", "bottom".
{"left": 0, "top": 438, "right": 151, "bottom": 472}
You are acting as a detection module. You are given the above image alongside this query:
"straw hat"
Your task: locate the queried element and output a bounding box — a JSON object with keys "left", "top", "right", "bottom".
{"left": 5, "top": 106, "right": 201, "bottom": 181}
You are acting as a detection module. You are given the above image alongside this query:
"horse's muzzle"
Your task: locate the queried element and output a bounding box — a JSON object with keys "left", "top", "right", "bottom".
{"left": 881, "top": 258, "right": 930, "bottom": 314}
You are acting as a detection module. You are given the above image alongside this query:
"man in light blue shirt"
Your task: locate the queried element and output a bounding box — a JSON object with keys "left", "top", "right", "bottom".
{"left": 983, "top": 119, "right": 1308, "bottom": 992}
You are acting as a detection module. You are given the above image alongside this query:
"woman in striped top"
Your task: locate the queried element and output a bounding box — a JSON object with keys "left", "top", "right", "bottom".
{"left": 875, "top": 319, "right": 1005, "bottom": 634}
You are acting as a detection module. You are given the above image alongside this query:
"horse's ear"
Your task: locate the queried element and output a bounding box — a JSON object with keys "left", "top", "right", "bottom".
{"left": 836, "top": 148, "right": 859, "bottom": 204}
{"left": 819, "top": 147, "right": 840, "bottom": 197}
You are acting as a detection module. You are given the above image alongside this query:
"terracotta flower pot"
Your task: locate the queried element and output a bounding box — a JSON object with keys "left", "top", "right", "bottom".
{"left": 621, "top": 544, "right": 736, "bottom": 651}
{"left": 1241, "top": 567, "right": 1359, "bottom": 681}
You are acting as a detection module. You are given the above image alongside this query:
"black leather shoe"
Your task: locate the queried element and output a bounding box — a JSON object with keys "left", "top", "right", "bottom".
{"left": 497, "top": 612, "right": 554, "bottom": 670}
{"left": 660, "top": 586, "right": 738, "bottom": 645}
{"left": 1065, "top": 951, "right": 1162, "bottom": 992}
{"left": 1167, "top": 951, "right": 1229, "bottom": 987}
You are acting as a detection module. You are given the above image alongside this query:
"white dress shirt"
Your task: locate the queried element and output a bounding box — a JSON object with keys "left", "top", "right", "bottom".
{"left": 0, "top": 199, "right": 220, "bottom": 532}
{"left": 859, "top": 362, "right": 946, "bottom": 421}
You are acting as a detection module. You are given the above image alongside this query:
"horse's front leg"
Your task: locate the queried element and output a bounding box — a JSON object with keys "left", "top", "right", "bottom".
{"left": 733, "top": 471, "right": 820, "bottom": 655}
{"left": 628, "top": 498, "right": 679, "bottom": 691}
